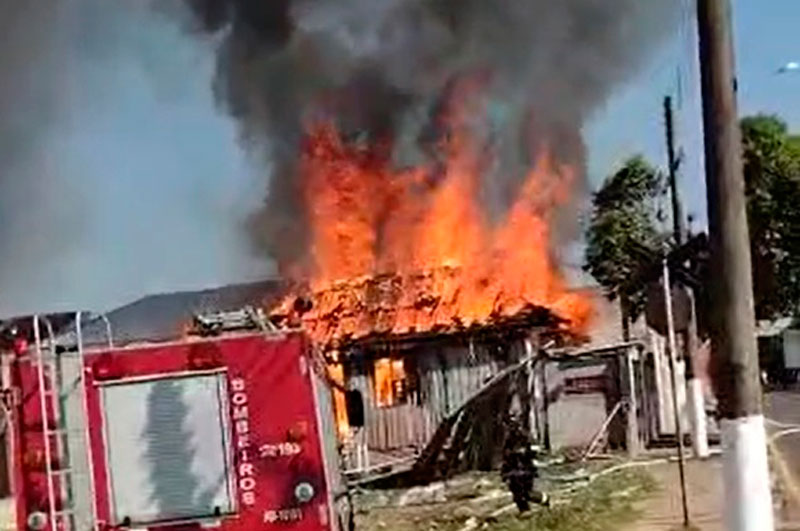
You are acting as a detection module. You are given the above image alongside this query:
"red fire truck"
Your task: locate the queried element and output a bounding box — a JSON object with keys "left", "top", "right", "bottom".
{"left": 0, "top": 310, "right": 352, "bottom": 531}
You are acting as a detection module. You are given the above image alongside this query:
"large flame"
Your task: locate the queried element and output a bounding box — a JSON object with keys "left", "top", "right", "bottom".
{"left": 273, "top": 114, "right": 592, "bottom": 345}
{"left": 272, "top": 76, "right": 591, "bottom": 346}
{"left": 276, "top": 98, "right": 594, "bottom": 440}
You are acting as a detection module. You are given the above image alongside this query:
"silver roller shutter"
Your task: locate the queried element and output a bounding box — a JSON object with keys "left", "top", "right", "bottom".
{"left": 101, "top": 373, "right": 235, "bottom": 525}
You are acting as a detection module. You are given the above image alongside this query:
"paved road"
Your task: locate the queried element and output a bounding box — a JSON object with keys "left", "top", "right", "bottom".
{"left": 765, "top": 391, "right": 800, "bottom": 525}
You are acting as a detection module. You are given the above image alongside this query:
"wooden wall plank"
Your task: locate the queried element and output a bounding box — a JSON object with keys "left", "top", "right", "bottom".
{"left": 387, "top": 407, "right": 395, "bottom": 449}
{"left": 354, "top": 343, "right": 515, "bottom": 452}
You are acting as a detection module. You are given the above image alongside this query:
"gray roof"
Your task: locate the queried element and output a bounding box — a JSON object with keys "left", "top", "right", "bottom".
{"left": 60, "top": 279, "right": 284, "bottom": 347}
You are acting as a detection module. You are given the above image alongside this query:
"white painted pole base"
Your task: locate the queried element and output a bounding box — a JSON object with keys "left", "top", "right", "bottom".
{"left": 688, "top": 378, "right": 710, "bottom": 458}
{"left": 721, "top": 415, "right": 774, "bottom": 531}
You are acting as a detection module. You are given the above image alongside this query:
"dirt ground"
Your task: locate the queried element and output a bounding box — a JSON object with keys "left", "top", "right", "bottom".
{"left": 354, "top": 453, "right": 800, "bottom": 531}
{"left": 2, "top": 450, "right": 796, "bottom": 531}
{"left": 625, "top": 452, "right": 800, "bottom": 531}
{"left": 623, "top": 458, "right": 724, "bottom": 531}
{"left": 620, "top": 390, "right": 800, "bottom": 530}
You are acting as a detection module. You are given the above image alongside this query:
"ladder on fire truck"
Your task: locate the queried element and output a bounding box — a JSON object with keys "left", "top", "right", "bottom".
{"left": 31, "top": 312, "right": 113, "bottom": 531}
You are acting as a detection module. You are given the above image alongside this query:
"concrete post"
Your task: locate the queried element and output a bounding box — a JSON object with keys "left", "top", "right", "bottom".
{"left": 625, "top": 347, "right": 640, "bottom": 457}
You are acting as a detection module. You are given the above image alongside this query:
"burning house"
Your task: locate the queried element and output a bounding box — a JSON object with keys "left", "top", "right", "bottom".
{"left": 252, "top": 122, "right": 660, "bottom": 478}
{"left": 0, "top": 1, "right": 700, "bottom": 525}
{"left": 0, "top": 2, "right": 684, "bottom": 509}
{"left": 271, "top": 270, "right": 578, "bottom": 461}
{"left": 166, "top": 0, "right": 681, "bottom": 475}
{"left": 260, "top": 115, "right": 601, "bottom": 472}
{"left": 268, "top": 270, "right": 659, "bottom": 479}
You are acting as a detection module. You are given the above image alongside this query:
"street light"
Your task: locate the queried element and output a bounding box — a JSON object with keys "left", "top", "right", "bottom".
{"left": 777, "top": 61, "right": 800, "bottom": 74}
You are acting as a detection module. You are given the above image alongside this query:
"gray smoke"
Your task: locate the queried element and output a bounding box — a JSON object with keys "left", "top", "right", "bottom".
{"left": 0, "top": 1, "right": 269, "bottom": 317}
{"left": 181, "top": 0, "right": 680, "bottom": 272}
{"left": 179, "top": 0, "right": 681, "bottom": 272}
{"left": 0, "top": 3, "right": 85, "bottom": 308}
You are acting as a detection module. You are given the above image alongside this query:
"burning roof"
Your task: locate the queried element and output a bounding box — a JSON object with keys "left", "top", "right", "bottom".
{"left": 270, "top": 267, "right": 583, "bottom": 350}
{"left": 265, "top": 118, "right": 593, "bottom": 349}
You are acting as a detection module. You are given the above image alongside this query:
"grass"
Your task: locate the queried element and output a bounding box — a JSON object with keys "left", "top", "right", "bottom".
{"left": 355, "top": 467, "right": 656, "bottom": 531}
{"left": 488, "top": 469, "right": 656, "bottom": 531}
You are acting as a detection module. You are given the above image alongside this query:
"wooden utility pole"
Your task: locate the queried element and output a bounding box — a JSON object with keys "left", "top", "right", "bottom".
{"left": 664, "top": 96, "right": 684, "bottom": 246}
{"left": 697, "top": 1, "right": 774, "bottom": 529}
{"left": 662, "top": 255, "right": 690, "bottom": 527}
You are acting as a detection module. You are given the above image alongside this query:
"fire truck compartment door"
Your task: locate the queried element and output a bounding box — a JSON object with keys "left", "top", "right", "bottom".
{"left": 100, "top": 373, "right": 235, "bottom": 525}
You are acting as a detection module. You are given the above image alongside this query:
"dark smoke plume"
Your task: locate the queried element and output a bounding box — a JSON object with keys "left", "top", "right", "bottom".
{"left": 179, "top": 0, "right": 680, "bottom": 271}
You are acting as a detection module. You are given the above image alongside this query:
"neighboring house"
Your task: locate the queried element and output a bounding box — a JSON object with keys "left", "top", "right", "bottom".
{"left": 569, "top": 280, "right": 716, "bottom": 443}
{"left": 57, "top": 279, "right": 284, "bottom": 347}
{"left": 757, "top": 317, "right": 800, "bottom": 384}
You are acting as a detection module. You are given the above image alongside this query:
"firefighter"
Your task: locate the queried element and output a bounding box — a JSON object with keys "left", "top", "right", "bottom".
{"left": 501, "top": 416, "right": 550, "bottom": 513}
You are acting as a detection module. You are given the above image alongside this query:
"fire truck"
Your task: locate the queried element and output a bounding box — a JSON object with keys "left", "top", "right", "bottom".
{"left": 0, "top": 310, "right": 353, "bottom": 531}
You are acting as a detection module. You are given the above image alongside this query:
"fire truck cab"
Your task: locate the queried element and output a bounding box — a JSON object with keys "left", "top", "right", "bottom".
{"left": 1, "top": 310, "right": 351, "bottom": 531}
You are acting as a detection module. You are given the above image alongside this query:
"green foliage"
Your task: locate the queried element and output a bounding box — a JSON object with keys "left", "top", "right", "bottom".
{"left": 354, "top": 467, "right": 652, "bottom": 531}
{"left": 477, "top": 469, "right": 653, "bottom": 531}
{"left": 584, "top": 156, "right": 663, "bottom": 325}
{"left": 584, "top": 115, "right": 800, "bottom": 324}
{"left": 742, "top": 114, "right": 800, "bottom": 319}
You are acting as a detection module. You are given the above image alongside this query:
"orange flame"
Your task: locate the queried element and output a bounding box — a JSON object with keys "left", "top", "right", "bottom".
{"left": 276, "top": 87, "right": 592, "bottom": 345}
{"left": 326, "top": 362, "right": 349, "bottom": 438}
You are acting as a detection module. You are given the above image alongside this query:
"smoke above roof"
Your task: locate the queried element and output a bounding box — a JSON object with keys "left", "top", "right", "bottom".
{"left": 0, "top": 1, "right": 680, "bottom": 317}
{"left": 178, "top": 0, "right": 680, "bottom": 270}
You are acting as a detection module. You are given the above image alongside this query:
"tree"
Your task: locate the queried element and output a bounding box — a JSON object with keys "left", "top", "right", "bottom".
{"left": 584, "top": 156, "right": 663, "bottom": 340}
{"left": 741, "top": 114, "right": 800, "bottom": 320}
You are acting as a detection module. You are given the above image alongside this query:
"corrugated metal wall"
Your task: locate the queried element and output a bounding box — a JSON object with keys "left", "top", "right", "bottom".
{"left": 101, "top": 374, "right": 234, "bottom": 525}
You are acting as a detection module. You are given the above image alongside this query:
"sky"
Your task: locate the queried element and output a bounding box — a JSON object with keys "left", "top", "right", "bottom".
{"left": 0, "top": 3, "right": 270, "bottom": 317}
{"left": 586, "top": 0, "right": 800, "bottom": 237}
{"left": 2, "top": 0, "right": 800, "bottom": 317}
{"left": 560, "top": 0, "right": 800, "bottom": 281}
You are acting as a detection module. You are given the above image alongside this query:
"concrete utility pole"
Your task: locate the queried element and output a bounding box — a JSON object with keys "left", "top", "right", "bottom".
{"left": 696, "top": 1, "right": 774, "bottom": 529}
{"left": 664, "top": 96, "right": 709, "bottom": 459}
{"left": 685, "top": 290, "right": 709, "bottom": 459}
